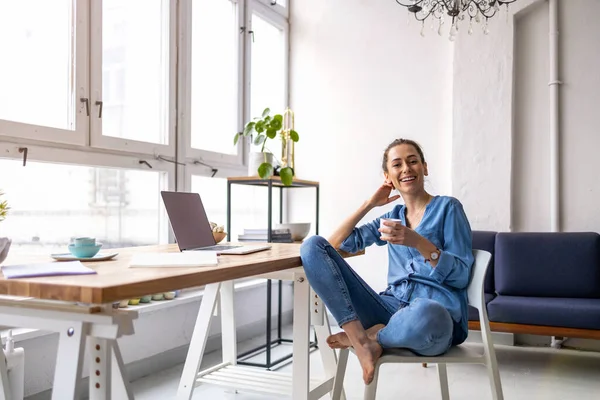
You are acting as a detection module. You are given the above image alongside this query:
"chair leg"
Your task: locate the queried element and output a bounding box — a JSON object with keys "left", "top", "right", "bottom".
{"left": 332, "top": 349, "right": 349, "bottom": 400}
{"left": 363, "top": 364, "right": 380, "bottom": 400}
{"left": 437, "top": 363, "right": 450, "bottom": 400}
{"left": 486, "top": 359, "right": 504, "bottom": 400}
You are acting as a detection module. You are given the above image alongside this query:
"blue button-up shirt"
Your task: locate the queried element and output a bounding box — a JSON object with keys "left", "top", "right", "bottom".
{"left": 339, "top": 195, "right": 474, "bottom": 345}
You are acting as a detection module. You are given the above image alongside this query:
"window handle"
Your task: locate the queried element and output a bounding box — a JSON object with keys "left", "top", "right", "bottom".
{"left": 80, "top": 97, "right": 90, "bottom": 116}
{"left": 95, "top": 100, "right": 103, "bottom": 118}
{"left": 18, "top": 147, "right": 28, "bottom": 166}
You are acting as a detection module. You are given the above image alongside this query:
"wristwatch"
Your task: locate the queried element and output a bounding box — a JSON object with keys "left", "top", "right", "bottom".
{"left": 426, "top": 248, "right": 441, "bottom": 262}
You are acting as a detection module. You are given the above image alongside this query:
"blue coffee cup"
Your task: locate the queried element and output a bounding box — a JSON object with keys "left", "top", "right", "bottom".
{"left": 72, "top": 237, "right": 96, "bottom": 247}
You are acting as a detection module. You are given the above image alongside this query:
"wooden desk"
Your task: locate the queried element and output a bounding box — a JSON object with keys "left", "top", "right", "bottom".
{"left": 0, "top": 243, "right": 356, "bottom": 400}
{"left": 0, "top": 243, "right": 304, "bottom": 304}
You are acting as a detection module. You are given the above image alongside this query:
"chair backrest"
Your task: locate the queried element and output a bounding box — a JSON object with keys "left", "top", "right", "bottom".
{"left": 467, "top": 249, "right": 492, "bottom": 313}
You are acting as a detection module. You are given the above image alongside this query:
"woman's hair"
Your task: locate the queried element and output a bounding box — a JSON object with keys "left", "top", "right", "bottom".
{"left": 381, "top": 138, "right": 426, "bottom": 172}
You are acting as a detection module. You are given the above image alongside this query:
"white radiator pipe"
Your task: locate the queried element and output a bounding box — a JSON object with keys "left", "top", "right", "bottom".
{"left": 549, "top": 0, "right": 561, "bottom": 232}
{"left": 549, "top": 0, "right": 567, "bottom": 349}
{"left": 2, "top": 331, "right": 25, "bottom": 400}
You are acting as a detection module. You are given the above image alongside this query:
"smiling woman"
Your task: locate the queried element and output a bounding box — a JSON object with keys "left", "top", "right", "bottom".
{"left": 299, "top": 138, "right": 474, "bottom": 385}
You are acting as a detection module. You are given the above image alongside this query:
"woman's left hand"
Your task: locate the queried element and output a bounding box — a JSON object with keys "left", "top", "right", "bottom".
{"left": 379, "top": 220, "right": 423, "bottom": 248}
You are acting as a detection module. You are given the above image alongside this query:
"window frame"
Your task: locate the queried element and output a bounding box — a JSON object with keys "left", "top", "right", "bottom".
{"left": 88, "top": 0, "right": 178, "bottom": 157}
{"left": 178, "top": 0, "right": 247, "bottom": 171}
{"left": 0, "top": 0, "right": 89, "bottom": 147}
{"left": 254, "top": 0, "right": 289, "bottom": 19}
{"left": 245, "top": 0, "right": 290, "bottom": 125}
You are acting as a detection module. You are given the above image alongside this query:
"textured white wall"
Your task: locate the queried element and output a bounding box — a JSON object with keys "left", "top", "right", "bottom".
{"left": 288, "top": 0, "right": 453, "bottom": 289}
{"left": 454, "top": 0, "right": 600, "bottom": 233}
{"left": 512, "top": 2, "right": 551, "bottom": 232}
{"left": 558, "top": 0, "right": 600, "bottom": 232}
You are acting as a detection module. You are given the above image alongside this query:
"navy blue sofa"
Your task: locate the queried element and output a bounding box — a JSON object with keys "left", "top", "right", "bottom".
{"left": 469, "top": 231, "right": 600, "bottom": 338}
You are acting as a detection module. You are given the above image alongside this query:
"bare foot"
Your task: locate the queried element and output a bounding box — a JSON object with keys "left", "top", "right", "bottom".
{"left": 328, "top": 323, "right": 385, "bottom": 349}
{"left": 326, "top": 332, "right": 351, "bottom": 349}
{"left": 353, "top": 339, "right": 383, "bottom": 385}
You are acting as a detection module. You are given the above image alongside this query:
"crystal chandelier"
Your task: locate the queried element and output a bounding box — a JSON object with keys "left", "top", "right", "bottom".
{"left": 396, "top": 0, "right": 517, "bottom": 40}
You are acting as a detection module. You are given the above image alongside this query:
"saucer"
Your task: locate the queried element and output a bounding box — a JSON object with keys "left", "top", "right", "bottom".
{"left": 50, "top": 252, "right": 119, "bottom": 262}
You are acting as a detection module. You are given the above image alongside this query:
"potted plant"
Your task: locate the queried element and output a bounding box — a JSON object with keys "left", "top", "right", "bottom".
{"left": 233, "top": 108, "right": 299, "bottom": 186}
{"left": 0, "top": 190, "right": 11, "bottom": 265}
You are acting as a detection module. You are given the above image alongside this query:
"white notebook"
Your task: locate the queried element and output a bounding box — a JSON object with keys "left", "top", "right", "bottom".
{"left": 129, "top": 252, "right": 218, "bottom": 268}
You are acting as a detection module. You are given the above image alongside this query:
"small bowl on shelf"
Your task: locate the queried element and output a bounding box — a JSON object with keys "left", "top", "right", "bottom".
{"left": 275, "top": 223, "right": 311, "bottom": 242}
{"left": 213, "top": 232, "right": 227, "bottom": 244}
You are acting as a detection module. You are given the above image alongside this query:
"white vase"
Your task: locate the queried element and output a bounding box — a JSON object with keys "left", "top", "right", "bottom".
{"left": 0, "top": 237, "right": 11, "bottom": 265}
{"left": 248, "top": 152, "right": 274, "bottom": 177}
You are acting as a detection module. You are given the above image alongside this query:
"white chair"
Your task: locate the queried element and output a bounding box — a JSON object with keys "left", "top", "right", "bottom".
{"left": 331, "top": 249, "right": 503, "bottom": 400}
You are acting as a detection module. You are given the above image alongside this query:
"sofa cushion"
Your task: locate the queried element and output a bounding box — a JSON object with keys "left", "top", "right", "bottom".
{"left": 495, "top": 232, "right": 600, "bottom": 298}
{"left": 468, "top": 293, "right": 495, "bottom": 321}
{"left": 472, "top": 230, "right": 497, "bottom": 295}
{"left": 487, "top": 295, "right": 600, "bottom": 330}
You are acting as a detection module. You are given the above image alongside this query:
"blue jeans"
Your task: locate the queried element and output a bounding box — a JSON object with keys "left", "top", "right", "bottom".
{"left": 300, "top": 235, "right": 453, "bottom": 356}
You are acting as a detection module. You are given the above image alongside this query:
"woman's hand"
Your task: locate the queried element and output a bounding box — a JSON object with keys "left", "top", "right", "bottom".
{"left": 379, "top": 220, "right": 423, "bottom": 248}
{"left": 367, "top": 182, "right": 401, "bottom": 208}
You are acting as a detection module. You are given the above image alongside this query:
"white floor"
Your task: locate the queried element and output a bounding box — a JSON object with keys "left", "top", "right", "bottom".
{"left": 130, "top": 326, "right": 600, "bottom": 400}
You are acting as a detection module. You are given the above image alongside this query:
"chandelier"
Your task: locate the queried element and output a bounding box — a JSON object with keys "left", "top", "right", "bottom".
{"left": 395, "top": 0, "right": 517, "bottom": 39}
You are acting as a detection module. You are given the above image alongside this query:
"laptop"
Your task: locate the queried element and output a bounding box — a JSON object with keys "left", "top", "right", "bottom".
{"left": 161, "top": 191, "right": 272, "bottom": 255}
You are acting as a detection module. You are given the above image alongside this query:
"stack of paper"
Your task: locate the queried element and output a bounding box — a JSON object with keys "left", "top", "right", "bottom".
{"left": 129, "top": 251, "right": 218, "bottom": 268}
{"left": 1, "top": 261, "right": 97, "bottom": 279}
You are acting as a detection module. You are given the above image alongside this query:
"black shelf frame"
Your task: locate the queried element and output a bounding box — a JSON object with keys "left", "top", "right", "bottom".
{"left": 226, "top": 177, "right": 319, "bottom": 369}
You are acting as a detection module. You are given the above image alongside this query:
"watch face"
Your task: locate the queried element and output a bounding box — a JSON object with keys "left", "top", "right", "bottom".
{"left": 431, "top": 251, "right": 439, "bottom": 260}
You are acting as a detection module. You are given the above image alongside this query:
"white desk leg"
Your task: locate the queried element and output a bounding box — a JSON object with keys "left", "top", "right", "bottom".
{"left": 177, "top": 282, "right": 221, "bottom": 400}
{"left": 52, "top": 322, "right": 87, "bottom": 400}
{"left": 292, "top": 272, "right": 310, "bottom": 400}
{"left": 220, "top": 281, "right": 237, "bottom": 365}
{"left": 111, "top": 339, "right": 135, "bottom": 400}
{"left": 0, "top": 341, "right": 11, "bottom": 400}
{"left": 88, "top": 338, "right": 112, "bottom": 400}
{"left": 314, "top": 311, "right": 346, "bottom": 400}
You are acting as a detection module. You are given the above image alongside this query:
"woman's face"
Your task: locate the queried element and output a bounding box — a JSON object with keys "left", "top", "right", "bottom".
{"left": 384, "top": 144, "right": 428, "bottom": 196}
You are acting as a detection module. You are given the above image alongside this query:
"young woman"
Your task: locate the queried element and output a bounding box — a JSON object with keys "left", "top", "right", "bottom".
{"left": 300, "top": 138, "right": 474, "bottom": 385}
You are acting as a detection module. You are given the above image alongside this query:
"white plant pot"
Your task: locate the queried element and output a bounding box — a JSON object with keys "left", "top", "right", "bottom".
{"left": 0, "top": 237, "right": 11, "bottom": 265}
{"left": 248, "top": 152, "right": 274, "bottom": 177}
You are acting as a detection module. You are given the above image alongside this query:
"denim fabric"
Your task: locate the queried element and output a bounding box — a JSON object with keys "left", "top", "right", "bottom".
{"left": 301, "top": 236, "right": 453, "bottom": 356}
{"left": 337, "top": 195, "right": 474, "bottom": 345}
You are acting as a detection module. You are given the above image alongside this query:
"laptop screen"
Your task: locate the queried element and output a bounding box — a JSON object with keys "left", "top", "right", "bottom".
{"left": 161, "top": 191, "right": 217, "bottom": 251}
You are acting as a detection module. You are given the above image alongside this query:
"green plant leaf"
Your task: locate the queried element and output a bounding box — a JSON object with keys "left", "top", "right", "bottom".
{"left": 270, "top": 118, "right": 282, "bottom": 131}
{"left": 254, "top": 134, "right": 266, "bottom": 145}
{"left": 266, "top": 128, "right": 277, "bottom": 139}
{"left": 258, "top": 162, "right": 273, "bottom": 179}
{"left": 243, "top": 122, "right": 255, "bottom": 136}
{"left": 279, "top": 167, "right": 294, "bottom": 186}
{"left": 262, "top": 108, "right": 271, "bottom": 118}
{"left": 255, "top": 121, "right": 265, "bottom": 133}
{"left": 273, "top": 114, "right": 283, "bottom": 123}
{"left": 264, "top": 115, "right": 271, "bottom": 123}
{"left": 290, "top": 130, "right": 299, "bottom": 142}
{"left": 233, "top": 132, "right": 241, "bottom": 145}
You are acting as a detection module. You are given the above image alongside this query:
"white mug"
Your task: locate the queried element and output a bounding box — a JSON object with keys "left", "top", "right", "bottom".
{"left": 380, "top": 218, "right": 403, "bottom": 239}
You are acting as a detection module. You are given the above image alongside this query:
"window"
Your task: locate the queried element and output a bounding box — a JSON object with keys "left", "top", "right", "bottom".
{"left": 0, "top": 158, "right": 168, "bottom": 257}
{"left": 248, "top": 1, "right": 288, "bottom": 157}
{"left": 191, "top": 175, "right": 280, "bottom": 241}
{"left": 0, "top": 0, "right": 290, "bottom": 258}
{"left": 190, "top": 0, "right": 241, "bottom": 156}
{"left": 0, "top": 0, "right": 87, "bottom": 145}
{"left": 90, "top": 0, "right": 175, "bottom": 155}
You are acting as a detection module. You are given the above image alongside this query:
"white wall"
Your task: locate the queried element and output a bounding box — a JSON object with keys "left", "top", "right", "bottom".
{"left": 289, "top": 0, "right": 453, "bottom": 289}
{"left": 454, "top": 0, "right": 600, "bottom": 232}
